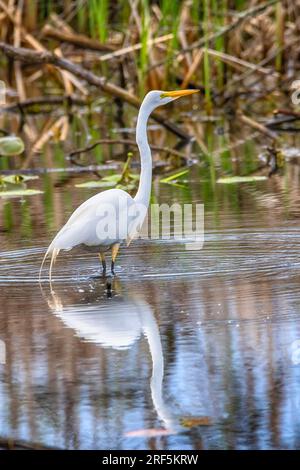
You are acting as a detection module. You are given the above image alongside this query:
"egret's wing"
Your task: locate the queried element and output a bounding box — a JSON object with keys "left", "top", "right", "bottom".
{"left": 52, "top": 215, "right": 101, "bottom": 250}
{"left": 39, "top": 188, "right": 135, "bottom": 281}
{"left": 62, "top": 188, "right": 132, "bottom": 229}
{"left": 62, "top": 195, "right": 99, "bottom": 228}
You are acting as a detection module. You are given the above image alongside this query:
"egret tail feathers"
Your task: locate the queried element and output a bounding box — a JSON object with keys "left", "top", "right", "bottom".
{"left": 39, "top": 244, "right": 60, "bottom": 288}
{"left": 39, "top": 245, "right": 52, "bottom": 283}
{"left": 49, "top": 248, "right": 60, "bottom": 291}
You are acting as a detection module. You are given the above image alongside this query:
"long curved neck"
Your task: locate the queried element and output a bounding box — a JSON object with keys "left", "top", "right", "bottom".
{"left": 134, "top": 100, "right": 153, "bottom": 207}
{"left": 139, "top": 303, "right": 176, "bottom": 431}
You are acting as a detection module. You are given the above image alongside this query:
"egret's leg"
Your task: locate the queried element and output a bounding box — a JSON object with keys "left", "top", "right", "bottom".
{"left": 111, "top": 243, "right": 120, "bottom": 276}
{"left": 99, "top": 252, "right": 106, "bottom": 275}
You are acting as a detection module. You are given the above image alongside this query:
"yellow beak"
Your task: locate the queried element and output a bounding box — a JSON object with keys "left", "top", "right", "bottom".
{"left": 161, "top": 89, "right": 200, "bottom": 99}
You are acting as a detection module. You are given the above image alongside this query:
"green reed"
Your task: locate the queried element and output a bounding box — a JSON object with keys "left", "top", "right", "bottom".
{"left": 76, "top": 0, "right": 87, "bottom": 33}
{"left": 138, "top": 0, "right": 150, "bottom": 94}
{"left": 203, "top": 0, "right": 212, "bottom": 114}
{"left": 89, "top": 0, "right": 109, "bottom": 42}
{"left": 212, "top": 0, "right": 227, "bottom": 90}
{"left": 160, "top": 0, "right": 181, "bottom": 89}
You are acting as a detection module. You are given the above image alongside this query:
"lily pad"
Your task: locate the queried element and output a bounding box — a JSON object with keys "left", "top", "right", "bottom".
{"left": 1, "top": 175, "right": 39, "bottom": 184}
{"left": 0, "top": 136, "right": 25, "bottom": 156}
{"left": 217, "top": 175, "right": 268, "bottom": 184}
{"left": 0, "top": 188, "right": 43, "bottom": 198}
{"left": 75, "top": 173, "right": 139, "bottom": 190}
{"left": 102, "top": 174, "right": 123, "bottom": 183}
{"left": 117, "top": 183, "right": 137, "bottom": 191}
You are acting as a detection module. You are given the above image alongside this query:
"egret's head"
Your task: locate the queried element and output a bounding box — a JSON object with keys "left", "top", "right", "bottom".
{"left": 144, "top": 89, "right": 199, "bottom": 110}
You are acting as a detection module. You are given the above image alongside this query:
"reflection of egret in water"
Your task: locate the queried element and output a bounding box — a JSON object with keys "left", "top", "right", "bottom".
{"left": 47, "top": 280, "right": 210, "bottom": 436}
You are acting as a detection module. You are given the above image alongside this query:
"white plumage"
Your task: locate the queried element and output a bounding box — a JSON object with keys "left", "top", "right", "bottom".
{"left": 39, "top": 89, "right": 199, "bottom": 283}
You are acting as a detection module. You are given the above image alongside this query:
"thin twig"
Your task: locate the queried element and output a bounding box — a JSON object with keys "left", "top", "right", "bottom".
{"left": 69, "top": 138, "right": 190, "bottom": 160}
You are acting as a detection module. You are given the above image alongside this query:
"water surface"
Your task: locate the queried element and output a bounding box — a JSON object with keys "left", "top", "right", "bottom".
{"left": 1, "top": 124, "right": 300, "bottom": 449}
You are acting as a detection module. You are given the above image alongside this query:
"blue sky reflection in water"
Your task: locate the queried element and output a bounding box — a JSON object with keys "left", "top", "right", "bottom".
{"left": 1, "top": 161, "right": 300, "bottom": 449}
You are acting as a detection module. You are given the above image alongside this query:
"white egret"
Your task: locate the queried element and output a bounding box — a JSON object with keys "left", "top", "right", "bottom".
{"left": 40, "top": 89, "right": 199, "bottom": 282}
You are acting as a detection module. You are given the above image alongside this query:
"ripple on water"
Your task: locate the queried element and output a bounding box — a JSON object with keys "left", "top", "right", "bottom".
{"left": 0, "top": 228, "right": 299, "bottom": 285}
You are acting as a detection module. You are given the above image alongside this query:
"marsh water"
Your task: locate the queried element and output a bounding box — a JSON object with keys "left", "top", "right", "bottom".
{"left": 1, "top": 114, "right": 300, "bottom": 449}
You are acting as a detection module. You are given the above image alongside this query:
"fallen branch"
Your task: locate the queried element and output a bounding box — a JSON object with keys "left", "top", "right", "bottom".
{"left": 0, "top": 95, "right": 88, "bottom": 113}
{"left": 0, "top": 161, "right": 170, "bottom": 176}
{"left": 0, "top": 42, "right": 190, "bottom": 140}
{"left": 0, "top": 0, "right": 85, "bottom": 96}
{"left": 236, "top": 110, "right": 278, "bottom": 141}
{"left": 42, "top": 25, "right": 115, "bottom": 52}
{"left": 69, "top": 138, "right": 190, "bottom": 160}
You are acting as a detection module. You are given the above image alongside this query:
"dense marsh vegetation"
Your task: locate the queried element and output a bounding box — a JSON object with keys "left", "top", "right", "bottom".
{"left": 0, "top": 0, "right": 299, "bottom": 189}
